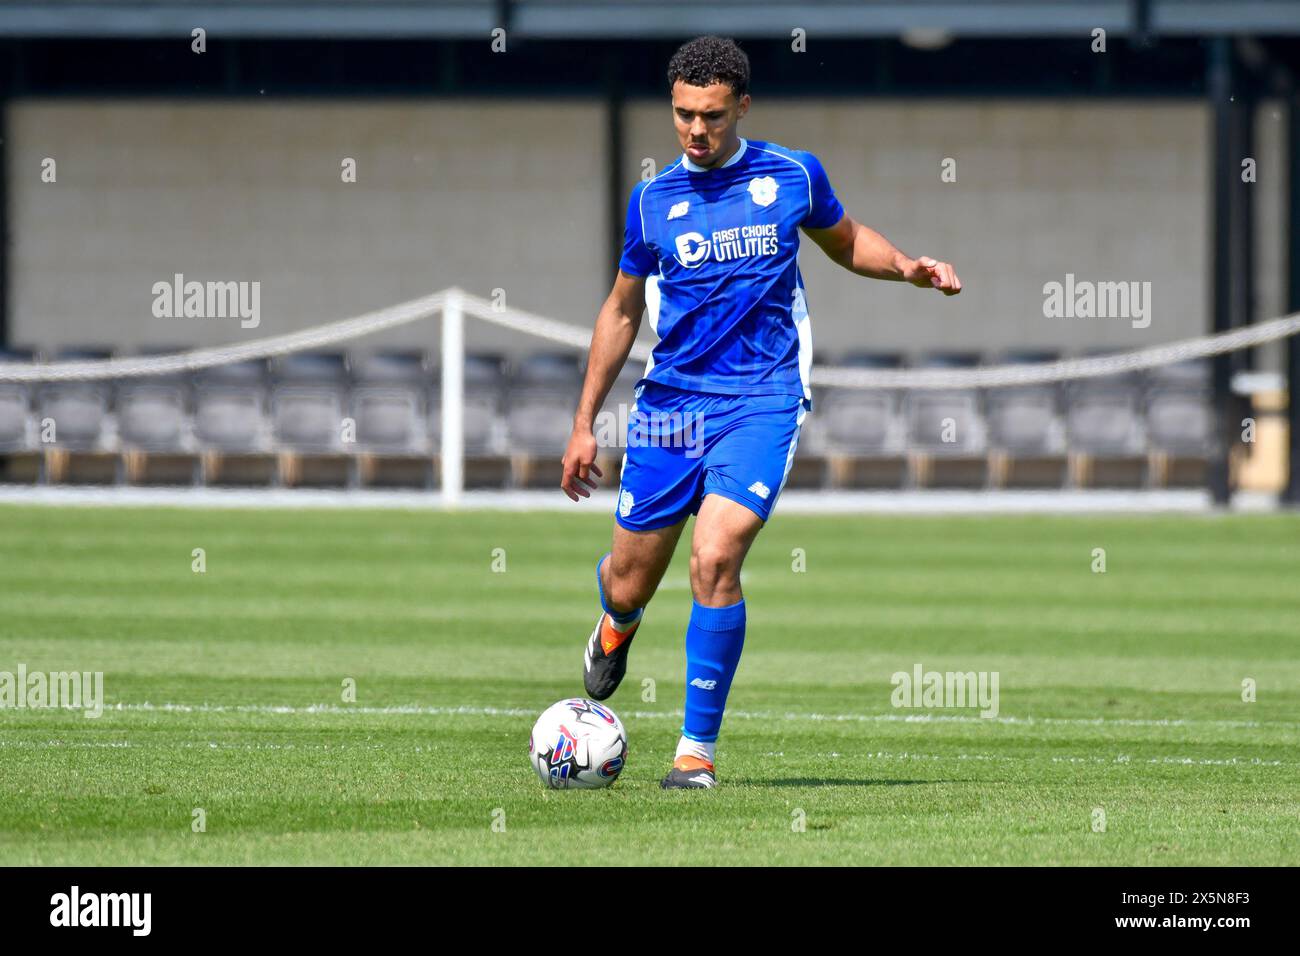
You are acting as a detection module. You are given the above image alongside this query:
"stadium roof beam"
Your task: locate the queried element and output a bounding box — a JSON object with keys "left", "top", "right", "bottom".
{"left": 2, "top": 1, "right": 1300, "bottom": 40}
{"left": 1287, "top": 83, "right": 1300, "bottom": 505}
{"left": 1207, "top": 37, "right": 1255, "bottom": 506}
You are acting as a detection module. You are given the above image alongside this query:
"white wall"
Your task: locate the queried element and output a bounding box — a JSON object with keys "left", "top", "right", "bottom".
{"left": 10, "top": 98, "right": 611, "bottom": 356}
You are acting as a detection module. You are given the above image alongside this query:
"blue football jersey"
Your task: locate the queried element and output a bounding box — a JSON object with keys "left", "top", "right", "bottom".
{"left": 618, "top": 138, "right": 844, "bottom": 403}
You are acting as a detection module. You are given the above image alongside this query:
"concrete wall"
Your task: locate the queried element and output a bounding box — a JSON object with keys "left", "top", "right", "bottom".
{"left": 9, "top": 98, "right": 610, "bottom": 356}
{"left": 628, "top": 98, "right": 1212, "bottom": 359}
{"left": 9, "top": 96, "right": 1287, "bottom": 367}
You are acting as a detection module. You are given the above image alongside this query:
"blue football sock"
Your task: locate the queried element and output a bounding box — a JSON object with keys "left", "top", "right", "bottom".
{"left": 681, "top": 598, "right": 746, "bottom": 744}
{"left": 596, "top": 552, "right": 642, "bottom": 628}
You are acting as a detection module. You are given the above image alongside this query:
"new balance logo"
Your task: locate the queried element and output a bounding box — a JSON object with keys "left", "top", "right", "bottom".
{"left": 690, "top": 678, "right": 717, "bottom": 690}
{"left": 667, "top": 200, "right": 689, "bottom": 221}
{"left": 748, "top": 481, "right": 771, "bottom": 500}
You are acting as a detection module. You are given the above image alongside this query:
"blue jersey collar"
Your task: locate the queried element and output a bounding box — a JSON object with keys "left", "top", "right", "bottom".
{"left": 681, "top": 137, "right": 748, "bottom": 173}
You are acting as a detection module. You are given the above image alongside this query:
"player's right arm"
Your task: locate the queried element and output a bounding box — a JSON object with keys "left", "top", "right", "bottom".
{"left": 561, "top": 269, "right": 646, "bottom": 501}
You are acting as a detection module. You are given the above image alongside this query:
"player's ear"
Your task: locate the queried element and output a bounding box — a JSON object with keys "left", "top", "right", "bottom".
{"left": 736, "top": 94, "right": 751, "bottom": 119}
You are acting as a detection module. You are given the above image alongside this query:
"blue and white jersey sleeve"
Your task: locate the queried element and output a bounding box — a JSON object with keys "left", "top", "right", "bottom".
{"left": 618, "top": 181, "right": 659, "bottom": 277}
{"left": 797, "top": 150, "right": 844, "bottom": 230}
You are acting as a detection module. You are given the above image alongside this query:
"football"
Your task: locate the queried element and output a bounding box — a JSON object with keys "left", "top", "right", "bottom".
{"left": 529, "top": 698, "right": 628, "bottom": 789}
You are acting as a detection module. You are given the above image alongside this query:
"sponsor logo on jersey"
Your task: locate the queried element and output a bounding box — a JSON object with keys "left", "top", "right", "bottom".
{"left": 673, "top": 231, "right": 712, "bottom": 268}
{"left": 667, "top": 200, "right": 690, "bottom": 221}
{"left": 672, "top": 223, "right": 779, "bottom": 268}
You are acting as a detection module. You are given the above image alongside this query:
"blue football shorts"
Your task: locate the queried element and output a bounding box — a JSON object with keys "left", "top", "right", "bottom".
{"left": 614, "top": 381, "right": 808, "bottom": 532}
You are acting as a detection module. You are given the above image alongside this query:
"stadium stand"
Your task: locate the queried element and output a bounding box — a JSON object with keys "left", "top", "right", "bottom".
{"left": 0, "top": 344, "right": 1230, "bottom": 493}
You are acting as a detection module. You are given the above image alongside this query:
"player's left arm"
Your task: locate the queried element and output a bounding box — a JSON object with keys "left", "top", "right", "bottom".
{"left": 803, "top": 214, "right": 961, "bottom": 295}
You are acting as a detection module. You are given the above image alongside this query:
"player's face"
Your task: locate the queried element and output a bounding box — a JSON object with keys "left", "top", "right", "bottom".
{"left": 671, "top": 80, "right": 750, "bottom": 167}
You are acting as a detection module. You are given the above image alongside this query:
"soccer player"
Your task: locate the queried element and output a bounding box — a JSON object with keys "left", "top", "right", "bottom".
{"left": 560, "top": 36, "right": 961, "bottom": 789}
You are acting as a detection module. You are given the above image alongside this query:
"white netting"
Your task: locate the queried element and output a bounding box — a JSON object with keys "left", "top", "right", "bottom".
{"left": 1, "top": 286, "right": 1297, "bottom": 389}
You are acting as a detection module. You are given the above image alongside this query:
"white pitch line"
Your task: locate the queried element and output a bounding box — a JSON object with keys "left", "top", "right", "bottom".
{"left": 96, "top": 701, "right": 1300, "bottom": 731}
{"left": 0, "top": 739, "right": 1285, "bottom": 766}
{"left": 854, "top": 750, "right": 1286, "bottom": 767}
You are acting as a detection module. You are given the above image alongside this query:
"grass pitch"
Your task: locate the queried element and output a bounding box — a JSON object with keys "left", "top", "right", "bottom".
{"left": 0, "top": 503, "right": 1297, "bottom": 866}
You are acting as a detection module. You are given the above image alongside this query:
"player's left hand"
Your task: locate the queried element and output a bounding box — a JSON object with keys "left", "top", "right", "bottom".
{"left": 904, "top": 257, "right": 962, "bottom": 295}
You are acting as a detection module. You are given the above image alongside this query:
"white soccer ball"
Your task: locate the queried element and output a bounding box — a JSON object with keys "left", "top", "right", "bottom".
{"left": 529, "top": 698, "right": 628, "bottom": 789}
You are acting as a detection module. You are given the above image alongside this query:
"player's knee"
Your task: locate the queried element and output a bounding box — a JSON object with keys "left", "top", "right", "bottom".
{"left": 606, "top": 567, "right": 653, "bottom": 612}
{"left": 690, "top": 544, "right": 740, "bottom": 599}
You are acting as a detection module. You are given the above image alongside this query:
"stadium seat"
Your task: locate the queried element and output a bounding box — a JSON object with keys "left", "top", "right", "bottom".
{"left": 906, "top": 352, "right": 987, "bottom": 489}
{"left": 351, "top": 350, "right": 433, "bottom": 488}
{"left": 986, "top": 350, "right": 1067, "bottom": 488}
{"left": 0, "top": 348, "right": 41, "bottom": 483}
{"left": 1145, "top": 359, "right": 1213, "bottom": 488}
{"left": 38, "top": 348, "right": 119, "bottom": 484}
{"left": 272, "top": 351, "right": 352, "bottom": 487}
{"left": 819, "top": 352, "right": 907, "bottom": 489}
{"left": 118, "top": 347, "right": 199, "bottom": 486}
{"left": 194, "top": 358, "right": 276, "bottom": 485}
{"left": 506, "top": 352, "right": 581, "bottom": 488}
{"left": 1065, "top": 354, "right": 1148, "bottom": 488}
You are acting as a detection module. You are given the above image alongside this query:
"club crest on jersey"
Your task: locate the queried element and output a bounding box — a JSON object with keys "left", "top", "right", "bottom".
{"left": 667, "top": 200, "right": 689, "bottom": 221}
{"left": 673, "top": 232, "right": 712, "bottom": 268}
{"left": 748, "top": 176, "right": 778, "bottom": 207}
{"left": 619, "top": 489, "right": 635, "bottom": 517}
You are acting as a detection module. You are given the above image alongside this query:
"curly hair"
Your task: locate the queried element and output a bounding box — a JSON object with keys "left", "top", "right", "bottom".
{"left": 666, "top": 36, "right": 750, "bottom": 99}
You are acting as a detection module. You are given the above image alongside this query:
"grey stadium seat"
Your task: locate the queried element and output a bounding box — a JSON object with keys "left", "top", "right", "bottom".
{"left": 1145, "top": 360, "right": 1212, "bottom": 454}
{"left": 1145, "top": 359, "right": 1212, "bottom": 487}
{"left": 506, "top": 352, "right": 582, "bottom": 486}
{"left": 37, "top": 348, "right": 113, "bottom": 451}
{"left": 986, "top": 350, "right": 1067, "bottom": 488}
{"left": 351, "top": 350, "right": 428, "bottom": 452}
{"left": 906, "top": 352, "right": 987, "bottom": 488}
{"left": 117, "top": 348, "right": 191, "bottom": 451}
{"left": 906, "top": 352, "right": 985, "bottom": 452}
{"left": 36, "top": 348, "right": 119, "bottom": 484}
{"left": 194, "top": 359, "right": 270, "bottom": 451}
{"left": 1065, "top": 355, "right": 1148, "bottom": 487}
{"left": 0, "top": 348, "right": 36, "bottom": 452}
{"left": 817, "top": 352, "right": 907, "bottom": 488}
{"left": 271, "top": 351, "right": 348, "bottom": 451}
{"left": 117, "top": 349, "right": 199, "bottom": 485}
{"left": 819, "top": 352, "right": 905, "bottom": 452}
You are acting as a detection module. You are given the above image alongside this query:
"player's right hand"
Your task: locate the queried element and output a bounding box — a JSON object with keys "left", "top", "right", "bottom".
{"left": 561, "top": 428, "right": 603, "bottom": 501}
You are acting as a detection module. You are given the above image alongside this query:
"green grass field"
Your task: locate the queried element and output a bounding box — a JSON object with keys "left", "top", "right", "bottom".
{"left": 0, "top": 503, "right": 1297, "bottom": 865}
